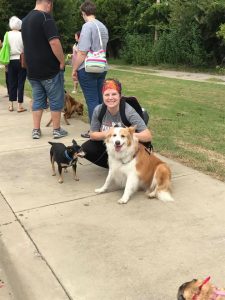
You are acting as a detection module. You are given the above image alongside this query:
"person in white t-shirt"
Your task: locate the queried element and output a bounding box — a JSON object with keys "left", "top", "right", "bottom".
{"left": 7, "top": 16, "right": 27, "bottom": 112}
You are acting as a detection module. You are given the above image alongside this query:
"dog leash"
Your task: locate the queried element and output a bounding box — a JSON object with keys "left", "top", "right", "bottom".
{"left": 78, "top": 142, "right": 152, "bottom": 167}
{"left": 192, "top": 276, "right": 211, "bottom": 300}
{"left": 77, "top": 149, "right": 107, "bottom": 167}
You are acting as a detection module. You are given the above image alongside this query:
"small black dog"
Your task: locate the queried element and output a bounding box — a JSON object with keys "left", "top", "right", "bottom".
{"left": 48, "top": 139, "right": 84, "bottom": 183}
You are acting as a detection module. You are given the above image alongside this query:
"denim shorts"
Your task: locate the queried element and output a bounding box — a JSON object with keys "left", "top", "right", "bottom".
{"left": 29, "top": 70, "right": 64, "bottom": 111}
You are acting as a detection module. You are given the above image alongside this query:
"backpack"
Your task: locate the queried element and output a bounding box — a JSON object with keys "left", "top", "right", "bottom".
{"left": 98, "top": 96, "right": 153, "bottom": 150}
{"left": 98, "top": 96, "right": 149, "bottom": 126}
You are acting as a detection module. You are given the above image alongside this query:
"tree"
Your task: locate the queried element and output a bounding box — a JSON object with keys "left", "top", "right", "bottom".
{"left": 169, "top": 0, "right": 225, "bottom": 64}
{"left": 53, "top": 0, "right": 78, "bottom": 52}
{"left": 95, "top": 0, "right": 130, "bottom": 57}
{"left": 126, "top": 0, "right": 170, "bottom": 35}
{"left": 0, "top": 0, "right": 11, "bottom": 39}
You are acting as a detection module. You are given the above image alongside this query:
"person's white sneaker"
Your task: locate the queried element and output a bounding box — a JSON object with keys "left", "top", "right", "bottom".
{"left": 53, "top": 127, "right": 68, "bottom": 139}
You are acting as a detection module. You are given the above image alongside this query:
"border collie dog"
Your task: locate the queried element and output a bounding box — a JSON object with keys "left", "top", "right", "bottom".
{"left": 95, "top": 127, "right": 174, "bottom": 204}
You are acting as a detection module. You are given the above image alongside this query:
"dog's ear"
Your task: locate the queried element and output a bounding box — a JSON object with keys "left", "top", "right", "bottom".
{"left": 128, "top": 126, "right": 136, "bottom": 135}
{"left": 177, "top": 280, "right": 194, "bottom": 300}
{"left": 177, "top": 285, "right": 186, "bottom": 300}
{"left": 72, "top": 139, "right": 78, "bottom": 146}
{"left": 105, "top": 127, "right": 113, "bottom": 141}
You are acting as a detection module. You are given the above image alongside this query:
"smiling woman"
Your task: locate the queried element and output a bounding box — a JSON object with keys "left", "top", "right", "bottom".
{"left": 79, "top": 78, "right": 152, "bottom": 168}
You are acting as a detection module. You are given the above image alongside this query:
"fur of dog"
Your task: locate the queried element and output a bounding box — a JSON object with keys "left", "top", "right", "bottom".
{"left": 177, "top": 277, "right": 225, "bottom": 300}
{"left": 95, "top": 126, "right": 173, "bottom": 204}
{"left": 46, "top": 91, "right": 83, "bottom": 127}
{"left": 48, "top": 139, "right": 84, "bottom": 183}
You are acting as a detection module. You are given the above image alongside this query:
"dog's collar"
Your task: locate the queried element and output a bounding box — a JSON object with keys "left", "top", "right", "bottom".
{"left": 64, "top": 150, "right": 75, "bottom": 166}
{"left": 211, "top": 289, "right": 225, "bottom": 299}
{"left": 64, "top": 150, "right": 73, "bottom": 161}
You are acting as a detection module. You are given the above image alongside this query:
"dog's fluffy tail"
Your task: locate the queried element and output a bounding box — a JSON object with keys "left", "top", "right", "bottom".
{"left": 155, "top": 163, "right": 174, "bottom": 202}
{"left": 157, "top": 190, "right": 174, "bottom": 202}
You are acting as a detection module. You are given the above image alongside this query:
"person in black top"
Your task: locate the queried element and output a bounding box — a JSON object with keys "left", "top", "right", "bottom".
{"left": 21, "top": 0, "right": 67, "bottom": 139}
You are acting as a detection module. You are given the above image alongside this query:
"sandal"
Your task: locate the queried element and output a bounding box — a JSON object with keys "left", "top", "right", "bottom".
{"left": 17, "top": 108, "right": 27, "bottom": 113}
{"left": 8, "top": 106, "right": 14, "bottom": 112}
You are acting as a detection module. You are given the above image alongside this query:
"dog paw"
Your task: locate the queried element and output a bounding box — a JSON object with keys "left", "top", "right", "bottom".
{"left": 118, "top": 198, "right": 128, "bottom": 204}
{"left": 74, "top": 177, "right": 79, "bottom": 181}
{"left": 147, "top": 192, "right": 156, "bottom": 198}
{"left": 95, "top": 188, "right": 105, "bottom": 194}
{"left": 52, "top": 173, "right": 56, "bottom": 176}
{"left": 58, "top": 179, "right": 63, "bottom": 184}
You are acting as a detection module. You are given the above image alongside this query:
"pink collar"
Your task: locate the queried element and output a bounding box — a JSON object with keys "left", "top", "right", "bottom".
{"left": 210, "top": 289, "right": 225, "bottom": 299}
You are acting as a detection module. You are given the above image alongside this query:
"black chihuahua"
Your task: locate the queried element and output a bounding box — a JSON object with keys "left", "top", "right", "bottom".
{"left": 48, "top": 139, "right": 85, "bottom": 183}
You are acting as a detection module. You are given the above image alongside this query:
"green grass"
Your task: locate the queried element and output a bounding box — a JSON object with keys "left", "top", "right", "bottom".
{"left": 1, "top": 65, "right": 224, "bottom": 181}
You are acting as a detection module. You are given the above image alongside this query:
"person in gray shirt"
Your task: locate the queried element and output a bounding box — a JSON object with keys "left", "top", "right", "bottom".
{"left": 72, "top": 0, "right": 109, "bottom": 138}
{"left": 80, "top": 79, "right": 152, "bottom": 168}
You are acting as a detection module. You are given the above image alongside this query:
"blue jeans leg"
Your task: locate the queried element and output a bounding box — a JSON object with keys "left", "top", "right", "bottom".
{"left": 78, "top": 68, "right": 107, "bottom": 122}
{"left": 29, "top": 71, "right": 64, "bottom": 111}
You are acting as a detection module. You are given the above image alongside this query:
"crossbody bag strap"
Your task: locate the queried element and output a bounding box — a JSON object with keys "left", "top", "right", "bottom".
{"left": 93, "top": 21, "right": 103, "bottom": 49}
{"left": 4, "top": 32, "right": 9, "bottom": 45}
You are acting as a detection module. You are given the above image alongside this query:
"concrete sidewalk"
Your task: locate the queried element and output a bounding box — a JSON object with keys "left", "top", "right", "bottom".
{"left": 0, "top": 85, "right": 225, "bottom": 300}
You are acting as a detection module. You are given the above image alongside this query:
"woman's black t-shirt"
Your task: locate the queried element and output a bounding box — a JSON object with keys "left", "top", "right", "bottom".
{"left": 22, "top": 10, "right": 60, "bottom": 80}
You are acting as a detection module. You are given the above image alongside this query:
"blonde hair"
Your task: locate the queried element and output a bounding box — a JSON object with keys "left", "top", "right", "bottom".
{"left": 9, "top": 16, "right": 22, "bottom": 31}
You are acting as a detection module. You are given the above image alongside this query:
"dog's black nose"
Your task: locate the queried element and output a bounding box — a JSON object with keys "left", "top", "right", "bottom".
{"left": 115, "top": 140, "right": 120, "bottom": 146}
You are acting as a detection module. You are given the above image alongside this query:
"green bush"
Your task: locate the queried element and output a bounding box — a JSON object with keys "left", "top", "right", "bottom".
{"left": 120, "top": 34, "right": 153, "bottom": 65}
{"left": 120, "top": 25, "right": 207, "bottom": 67}
{"left": 152, "top": 24, "right": 207, "bottom": 66}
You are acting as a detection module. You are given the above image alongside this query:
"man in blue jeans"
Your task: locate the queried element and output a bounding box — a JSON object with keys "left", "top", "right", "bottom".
{"left": 72, "top": 0, "right": 108, "bottom": 138}
{"left": 21, "top": 0, "right": 67, "bottom": 139}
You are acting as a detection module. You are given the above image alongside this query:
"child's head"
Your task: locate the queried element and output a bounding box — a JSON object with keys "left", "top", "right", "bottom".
{"left": 75, "top": 31, "right": 80, "bottom": 42}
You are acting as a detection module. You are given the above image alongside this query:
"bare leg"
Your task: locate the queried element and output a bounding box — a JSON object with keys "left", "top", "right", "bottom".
{"left": 51, "top": 111, "right": 61, "bottom": 129}
{"left": 8, "top": 101, "right": 14, "bottom": 111}
{"left": 33, "top": 110, "right": 43, "bottom": 129}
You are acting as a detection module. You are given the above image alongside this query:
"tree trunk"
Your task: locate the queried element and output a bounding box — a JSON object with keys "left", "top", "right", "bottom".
{"left": 154, "top": 0, "right": 160, "bottom": 42}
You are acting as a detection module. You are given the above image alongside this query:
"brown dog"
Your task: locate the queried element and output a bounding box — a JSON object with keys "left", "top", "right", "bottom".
{"left": 177, "top": 276, "right": 225, "bottom": 300}
{"left": 46, "top": 91, "right": 83, "bottom": 127}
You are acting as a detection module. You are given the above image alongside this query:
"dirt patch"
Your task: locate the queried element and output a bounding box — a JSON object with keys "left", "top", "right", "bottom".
{"left": 110, "top": 65, "right": 225, "bottom": 85}
{"left": 176, "top": 141, "right": 225, "bottom": 165}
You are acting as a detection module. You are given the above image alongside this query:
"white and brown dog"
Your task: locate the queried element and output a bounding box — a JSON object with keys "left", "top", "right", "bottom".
{"left": 95, "top": 126, "right": 174, "bottom": 204}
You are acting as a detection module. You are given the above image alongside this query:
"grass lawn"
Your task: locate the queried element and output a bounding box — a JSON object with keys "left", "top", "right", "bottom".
{"left": 0, "top": 65, "right": 224, "bottom": 181}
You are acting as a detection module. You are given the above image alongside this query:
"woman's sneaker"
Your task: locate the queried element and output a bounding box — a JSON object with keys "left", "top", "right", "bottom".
{"left": 53, "top": 127, "right": 68, "bottom": 139}
{"left": 32, "top": 129, "right": 41, "bottom": 139}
